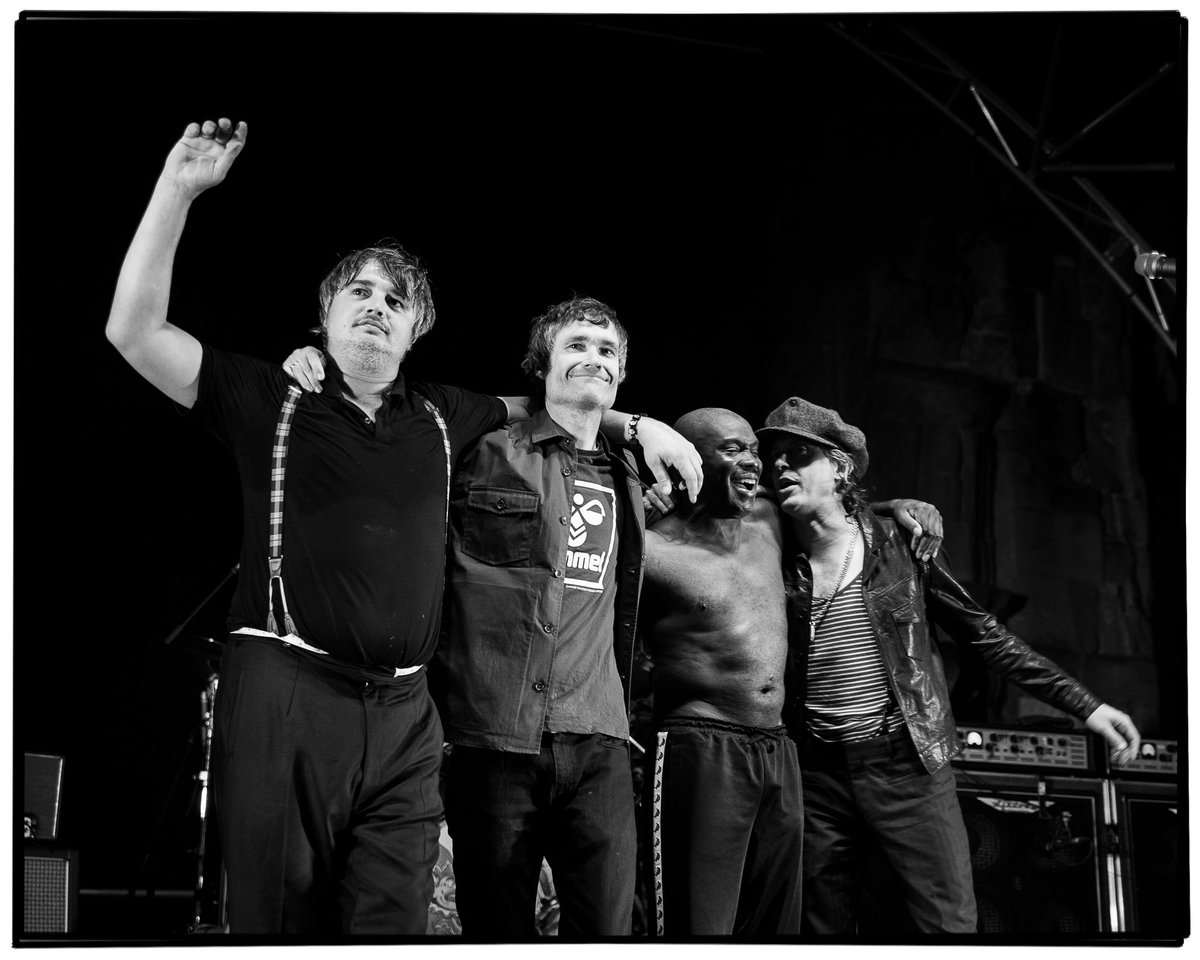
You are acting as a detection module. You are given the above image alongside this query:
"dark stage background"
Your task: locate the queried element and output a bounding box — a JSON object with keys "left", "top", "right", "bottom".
{"left": 15, "top": 11, "right": 1185, "bottom": 939}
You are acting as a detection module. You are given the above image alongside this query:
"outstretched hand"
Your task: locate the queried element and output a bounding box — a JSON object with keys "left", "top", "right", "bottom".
{"left": 1085, "top": 704, "right": 1141, "bottom": 766}
{"left": 283, "top": 346, "right": 327, "bottom": 393}
{"left": 162, "top": 118, "right": 248, "bottom": 200}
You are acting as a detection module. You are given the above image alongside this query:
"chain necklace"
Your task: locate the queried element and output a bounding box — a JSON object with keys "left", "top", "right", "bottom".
{"left": 809, "top": 515, "right": 860, "bottom": 634}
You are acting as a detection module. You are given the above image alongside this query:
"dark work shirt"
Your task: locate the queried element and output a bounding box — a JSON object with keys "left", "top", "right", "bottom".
{"left": 189, "top": 346, "right": 506, "bottom": 669}
{"left": 434, "top": 409, "right": 647, "bottom": 754}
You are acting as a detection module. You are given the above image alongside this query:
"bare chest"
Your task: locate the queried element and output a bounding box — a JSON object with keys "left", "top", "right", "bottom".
{"left": 646, "top": 531, "right": 784, "bottom": 619}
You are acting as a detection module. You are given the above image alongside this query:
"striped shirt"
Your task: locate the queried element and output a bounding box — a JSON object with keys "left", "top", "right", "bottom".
{"left": 806, "top": 572, "right": 903, "bottom": 742}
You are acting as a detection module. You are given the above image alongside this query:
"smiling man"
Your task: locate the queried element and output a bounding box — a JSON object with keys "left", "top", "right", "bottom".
{"left": 637, "top": 408, "right": 802, "bottom": 937}
{"left": 432, "top": 297, "right": 655, "bottom": 938}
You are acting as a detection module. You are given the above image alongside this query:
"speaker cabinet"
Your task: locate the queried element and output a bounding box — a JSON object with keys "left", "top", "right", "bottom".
{"left": 23, "top": 753, "right": 64, "bottom": 842}
{"left": 22, "top": 846, "right": 79, "bottom": 934}
{"left": 1112, "top": 780, "right": 1183, "bottom": 938}
{"left": 858, "top": 768, "right": 1117, "bottom": 935}
{"left": 954, "top": 769, "right": 1115, "bottom": 934}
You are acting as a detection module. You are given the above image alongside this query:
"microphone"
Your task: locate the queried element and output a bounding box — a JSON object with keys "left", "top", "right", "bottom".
{"left": 1134, "top": 251, "right": 1176, "bottom": 280}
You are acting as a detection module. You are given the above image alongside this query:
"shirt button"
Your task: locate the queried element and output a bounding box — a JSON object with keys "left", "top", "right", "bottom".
{"left": 533, "top": 680, "right": 547, "bottom": 692}
{"left": 543, "top": 623, "right": 554, "bottom": 633}
{"left": 495, "top": 498, "right": 506, "bottom": 511}
{"left": 552, "top": 569, "right": 562, "bottom": 578}
{"left": 559, "top": 516, "right": 568, "bottom": 525}
{"left": 562, "top": 467, "right": 573, "bottom": 477}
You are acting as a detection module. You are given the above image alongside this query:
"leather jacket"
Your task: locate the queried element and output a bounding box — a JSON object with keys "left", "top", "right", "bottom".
{"left": 783, "top": 507, "right": 1102, "bottom": 773}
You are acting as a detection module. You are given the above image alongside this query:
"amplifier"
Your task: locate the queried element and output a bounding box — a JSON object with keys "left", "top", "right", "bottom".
{"left": 953, "top": 725, "right": 1099, "bottom": 775}
{"left": 1108, "top": 738, "right": 1178, "bottom": 779}
{"left": 1111, "top": 780, "right": 1182, "bottom": 937}
{"left": 953, "top": 770, "right": 1116, "bottom": 934}
{"left": 23, "top": 754, "right": 64, "bottom": 841}
{"left": 857, "top": 769, "right": 1117, "bottom": 935}
{"left": 23, "top": 846, "right": 79, "bottom": 934}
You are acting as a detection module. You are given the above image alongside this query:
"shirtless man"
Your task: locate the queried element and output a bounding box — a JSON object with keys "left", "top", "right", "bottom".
{"left": 638, "top": 407, "right": 797, "bottom": 937}
{"left": 638, "top": 407, "right": 938, "bottom": 937}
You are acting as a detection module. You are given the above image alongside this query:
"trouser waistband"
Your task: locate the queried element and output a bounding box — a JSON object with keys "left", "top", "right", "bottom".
{"left": 226, "top": 633, "right": 425, "bottom": 686}
{"left": 658, "top": 715, "right": 792, "bottom": 740}
{"left": 804, "top": 723, "right": 915, "bottom": 761}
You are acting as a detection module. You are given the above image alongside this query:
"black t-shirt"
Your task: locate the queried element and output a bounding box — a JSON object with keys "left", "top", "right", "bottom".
{"left": 189, "top": 346, "right": 506, "bottom": 668}
{"left": 544, "top": 448, "right": 627, "bottom": 738}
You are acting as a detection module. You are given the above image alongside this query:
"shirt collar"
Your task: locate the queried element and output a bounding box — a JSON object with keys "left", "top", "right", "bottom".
{"left": 528, "top": 407, "right": 614, "bottom": 454}
{"left": 324, "top": 354, "right": 407, "bottom": 402}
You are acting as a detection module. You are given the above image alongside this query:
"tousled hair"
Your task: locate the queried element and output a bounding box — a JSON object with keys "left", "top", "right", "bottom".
{"left": 311, "top": 241, "right": 436, "bottom": 344}
{"left": 520, "top": 296, "right": 629, "bottom": 385}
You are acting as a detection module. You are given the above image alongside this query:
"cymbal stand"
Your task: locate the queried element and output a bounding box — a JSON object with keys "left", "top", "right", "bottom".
{"left": 192, "top": 672, "right": 221, "bottom": 929}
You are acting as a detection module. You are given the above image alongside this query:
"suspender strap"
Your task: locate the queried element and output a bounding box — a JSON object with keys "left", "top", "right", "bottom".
{"left": 413, "top": 390, "right": 451, "bottom": 535}
{"left": 265, "top": 385, "right": 303, "bottom": 636}
{"left": 263, "top": 385, "right": 450, "bottom": 638}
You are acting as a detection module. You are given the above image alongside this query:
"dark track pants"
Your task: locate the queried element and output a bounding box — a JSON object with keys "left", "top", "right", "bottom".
{"left": 444, "top": 732, "right": 637, "bottom": 938}
{"left": 645, "top": 717, "right": 804, "bottom": 936}
{"left": 800, "top": 725, "right": 977, "bottom": 935}
{"left": 212, "top": 635, "right": 443, "bottom": 935}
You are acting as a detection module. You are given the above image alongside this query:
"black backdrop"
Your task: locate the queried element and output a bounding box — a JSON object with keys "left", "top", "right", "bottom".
{"left": 14, "top": 10, "right": 1185, "bottom": 937}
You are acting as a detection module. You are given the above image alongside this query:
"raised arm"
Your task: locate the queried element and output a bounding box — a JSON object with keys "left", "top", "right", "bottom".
{"left": 106, "top": 118, "right": 248, "bottom": 407}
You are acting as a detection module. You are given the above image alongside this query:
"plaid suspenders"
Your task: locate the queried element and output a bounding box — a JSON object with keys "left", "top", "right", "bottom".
{"left": 265, "top": 385, "right": 304, "bottom": 636}
{"left": 263, "top": 385, "right": 451, "bottom": 637}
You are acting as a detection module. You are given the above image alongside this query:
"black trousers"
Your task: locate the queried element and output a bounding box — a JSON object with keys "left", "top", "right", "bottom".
{"left": 645, "top": 717, "right": 804, "bottom": 937}
{"left": 800, "top": 725, "right": 977, "bottom": 935}
{"left": 444, "top": 732, "right": 637, "bottom": 938}
{"left": 212, "top": 635, "right": 443, "bottom": 935}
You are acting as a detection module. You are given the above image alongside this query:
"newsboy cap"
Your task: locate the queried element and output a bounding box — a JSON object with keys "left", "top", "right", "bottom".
{"left": 756, "top": 397, "right": 869, "bottom": 479}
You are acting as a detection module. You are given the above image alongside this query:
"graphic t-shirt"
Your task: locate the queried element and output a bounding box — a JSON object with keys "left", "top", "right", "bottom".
{"left": 544, "top": 447, "right": 629, "bottom": 739}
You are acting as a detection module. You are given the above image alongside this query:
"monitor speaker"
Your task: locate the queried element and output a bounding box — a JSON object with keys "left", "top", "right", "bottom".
{"left": 23, "top": 846, "right": 79, "bottom": 934}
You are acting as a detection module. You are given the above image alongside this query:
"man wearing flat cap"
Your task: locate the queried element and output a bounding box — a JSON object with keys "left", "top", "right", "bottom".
{"left": 759, "top": 396, "right": 1141, "bottom": 935}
